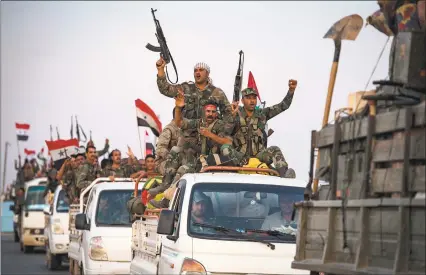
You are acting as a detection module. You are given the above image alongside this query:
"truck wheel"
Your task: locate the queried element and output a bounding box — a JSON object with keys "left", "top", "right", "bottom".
{"left": 23, "top": 245, "right": 34, "bottom": 253}
{"left": 46, "top": 244, "right": 61, "bottom": 270}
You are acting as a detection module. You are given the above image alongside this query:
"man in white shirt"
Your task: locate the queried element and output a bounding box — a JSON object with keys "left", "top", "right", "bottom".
{"left": 261, "top": 192, "right": 296, "bottom": 231}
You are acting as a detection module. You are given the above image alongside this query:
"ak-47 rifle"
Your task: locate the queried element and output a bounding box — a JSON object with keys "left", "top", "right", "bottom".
{"left": 146, "top": 8, "right": 178, "bottom": 84}
{"left": 233, "top": 51, "right": 244, "bottom": 102}
{"left": 304, "top": 130, "right": 317, "bottom": 200}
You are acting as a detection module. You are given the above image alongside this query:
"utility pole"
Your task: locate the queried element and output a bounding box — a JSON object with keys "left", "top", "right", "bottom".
{"left": 2, "top": 141, "right": 10, "bottom": 201}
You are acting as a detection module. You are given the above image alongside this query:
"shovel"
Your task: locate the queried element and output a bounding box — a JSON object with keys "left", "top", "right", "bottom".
{"left": 312, "top": 14, "right": 364, "bottom": 194}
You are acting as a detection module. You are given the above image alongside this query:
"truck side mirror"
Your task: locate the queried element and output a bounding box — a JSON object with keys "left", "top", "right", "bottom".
{"left": 157, "top": 210, "right": 175, "bottom": 235}
{"left": 9, "top": 205, "right": 15, "bottom": 212}
{"left": 75, "top": 213, "right": 90, "bottom": 230}
{"left": 43, "top": 206, "right": 51, "bottom": 215}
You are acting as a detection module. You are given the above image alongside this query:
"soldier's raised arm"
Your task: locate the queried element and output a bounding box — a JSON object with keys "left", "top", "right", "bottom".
{"left": 96, "top": 139, "right": 110, "bottom": 157}
{"left": 156, "top": 57, "right": 181, "bottom": 98}
{"left": 262, "top": 79, "right": 297, "bottom": 121}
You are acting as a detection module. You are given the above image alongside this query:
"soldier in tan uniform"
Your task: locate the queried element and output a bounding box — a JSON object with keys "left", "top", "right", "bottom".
{"left": 154, "top": 108, "right": 180, "bottom": 175}
{"left": 76, "top": 145, "right": 99, "bottom": 193}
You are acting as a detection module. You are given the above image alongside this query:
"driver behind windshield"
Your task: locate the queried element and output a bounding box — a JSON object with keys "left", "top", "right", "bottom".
{"left": 190, "top": 191, "right": 215, "bottom": 234}
{"left": 97, "top": 195, "right": 127, "bottom": 225}
{"left": 261, "top": 192, "right": 296, "bottom": 231}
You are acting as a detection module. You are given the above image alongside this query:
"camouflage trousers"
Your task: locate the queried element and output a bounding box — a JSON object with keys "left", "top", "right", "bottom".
{"left": 149, "top": 139, "right": 198, "bottom": 197}
{"left": 221, "top": 144, "right": 288, "bottom": 169}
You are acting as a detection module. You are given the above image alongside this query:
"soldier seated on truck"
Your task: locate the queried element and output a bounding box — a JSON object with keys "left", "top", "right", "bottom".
{"left": 148, "top": 92, "right": 233, "bottom": 209}
{"left": 76, "top": 145, "right": 100, "bottom": 197}
{"left": 221, "top": 79, "right": 298, "bottom": 178}
{"left": 100, "top": 147, "right": 142, "bottom": 180}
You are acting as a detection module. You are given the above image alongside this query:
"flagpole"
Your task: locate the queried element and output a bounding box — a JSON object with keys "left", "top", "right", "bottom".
{"left": 135, "top": 110, "right": 144, "bottom": 159}
{"left": 16, "top": 138, "right": 21, "bottom": 158}
{"left": 2, "top": 142, "right": 10, "bottom": 199}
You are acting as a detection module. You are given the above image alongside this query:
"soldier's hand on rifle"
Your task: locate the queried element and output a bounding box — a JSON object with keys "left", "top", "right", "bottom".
{"left": 105, "top": 138, "right": 109, "bottom": 145}
{"left": 288, "top": 79, "right": 297, "bottom": 93}
{"left": 156, "top": 57, "right": 166, "bottom": 70}
{"left": 199, "top": 127, "right": 211, "bottom": 138}
{"left": 175, "top": 88, "right": 185, "bottom": 107}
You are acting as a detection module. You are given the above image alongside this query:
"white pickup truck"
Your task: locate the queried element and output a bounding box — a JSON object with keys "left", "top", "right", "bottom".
{"left": 68, "top": 178, "right": 143, "bottom": 275}
{"left": 130, "top": 167, "right": 309, "bottom": 275}
{"left": 44, "top": 184, "right": 70, "bottom": 270}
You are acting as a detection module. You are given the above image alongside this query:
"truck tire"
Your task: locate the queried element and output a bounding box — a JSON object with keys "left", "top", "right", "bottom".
{"left": 23, "top": 245, "right": 34, "bottom": 253}
{"left": 46, "top": 243, "right": 61, "bottom": 270}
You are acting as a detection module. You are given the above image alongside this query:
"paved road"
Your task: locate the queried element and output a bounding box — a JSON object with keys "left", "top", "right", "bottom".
{"left": 1, "top": 233, "right": 68, "bottom": 275}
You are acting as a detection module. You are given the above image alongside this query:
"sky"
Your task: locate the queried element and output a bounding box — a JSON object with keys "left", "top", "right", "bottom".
{"left": 0, "top": 1, "right": 391, "bottom": 190}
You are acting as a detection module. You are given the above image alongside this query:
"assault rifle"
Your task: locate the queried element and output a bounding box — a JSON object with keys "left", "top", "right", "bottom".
{"left": 146, "top": 8, "right": 178, "bottom": 84}
{"left": 233, "top": 50, "right": 244, "bottom": 102}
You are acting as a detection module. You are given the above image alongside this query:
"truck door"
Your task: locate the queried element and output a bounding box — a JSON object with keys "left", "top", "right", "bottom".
{"left": 158, "top": 180, "right": 187, "bottom": 274}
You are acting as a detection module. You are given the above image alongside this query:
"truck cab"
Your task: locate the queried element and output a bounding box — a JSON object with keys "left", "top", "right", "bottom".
{"left": 130, "top": 169, "right": 309, "bottom": 275}
{"left": 44, "top": 184, "right": 70, "bottom": 270}
{"left": 15, "top": 177, "right": 48, "bottom": 253}
{"left": 68, "top": 178, "right": 144, "bottom": 275}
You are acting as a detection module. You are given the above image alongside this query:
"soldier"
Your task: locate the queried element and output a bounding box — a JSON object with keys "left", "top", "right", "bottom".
{"left": 87, "top": 138, "right": 110, "bottom": 158}
{"left": 57, "top": 155, "right": 81, "bottom": 203}
{"left": 154, "top": 107, "right": 180, "bottom": 175}
{"left": 221, "top": 79, "right": 298, "bottom": 178}
{"left": 149, "top": 92, "right": 233, "bottom": 208}
{"left": 156, "top": 58, "right": 234, "bottom": 143}
{"left": 76, "top": 145, "right": 99, "bottom": 194}
{"left": 100, "top": 147, "right": 141, "bottom": 180}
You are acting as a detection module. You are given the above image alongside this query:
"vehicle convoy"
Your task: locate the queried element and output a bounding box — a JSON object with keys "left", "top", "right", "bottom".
{"left": 9, "top": 177, "right": 48, "bottom": 253}
{"left": 291, "top": 8, "right": 425, "bottom": 275}
{"left": 43, "top": 185, "right": 70, "bottom": 270}
{"left": 130, "top": 167, "right": 308, "bottom": 275}
{"left": 68, "top": 178, "right": 144, "bottom": 275}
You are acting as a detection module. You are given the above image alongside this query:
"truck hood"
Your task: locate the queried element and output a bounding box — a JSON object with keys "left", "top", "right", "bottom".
{"left": 22, "top": 211, "right": 45, "bottom": 229}
{"left": 192, "top": 238, "right": 308, "bottom": 274}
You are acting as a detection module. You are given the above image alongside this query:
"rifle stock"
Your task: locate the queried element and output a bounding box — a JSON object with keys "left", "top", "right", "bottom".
{"left": 233, "top": 51, "right": 244, "bottom": 102}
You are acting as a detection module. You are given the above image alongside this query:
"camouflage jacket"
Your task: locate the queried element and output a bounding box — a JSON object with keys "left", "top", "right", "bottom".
{"left": 62, "top": 167, "right": 78, "bottom": 201}
{"left": 155, "top": 121, "right": 180, "bottom": 161}
{"left": 157, "top": 75, "right": 234, "bottom": 136}
{"left": 76, "top": 160, "right": 99, "bottom": 190}
{"left": 181, "top": 118, "right": 230, "bottom": 155}
{"left": 232, "top": 91, "right": 294, "bottom": 157}
{"left": 100, "top": 164, "right": 136, "bottom": 178}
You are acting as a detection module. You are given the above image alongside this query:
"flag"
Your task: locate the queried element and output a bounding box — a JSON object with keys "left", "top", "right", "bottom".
{"left": 247, "top": 71, "right": 262, "bottom": 102}
{"left": 144, "top": 130, "right": 155, "bottom": 156}
{"left": 135, "top": 99, "right": 162, "bottom": 137}
{"left": 16, "top": 123, "right": 30, "bottom": 141}
{"left": 45, "top": 138, "right": 79, "bottom": 170}
{"left": 24, "top": 149, "right": 36, "bottom": 155}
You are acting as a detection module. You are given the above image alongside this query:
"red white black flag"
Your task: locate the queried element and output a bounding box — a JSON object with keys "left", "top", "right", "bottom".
{"left": 24, "top": 149, "right": 36, "bottom": 155}
{"left": 16, "top": 123, "right": 30, "bottom": 141}
{"left": 45, "top": 138, "right": 79, "bottom": 170}
{"left": 135, "top": 99, "right": 162, "bottom": 137}
{"left": 145, "top": 130, "right": 155, "bottom": 156}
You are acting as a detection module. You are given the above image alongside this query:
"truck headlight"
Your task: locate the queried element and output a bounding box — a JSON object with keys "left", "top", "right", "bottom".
{"left": 180, "top": 258, "right": 207, "bottom": 275}
{"left": 89, "top": 236, "right": 108, "bottom": 261}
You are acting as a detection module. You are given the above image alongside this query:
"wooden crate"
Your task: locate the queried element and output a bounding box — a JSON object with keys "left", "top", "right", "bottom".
{"left": 292, "top": 197, "right": 426, "bottom": 275}
{"left": 314, "top": 102, "right": 425, "bottom": 199}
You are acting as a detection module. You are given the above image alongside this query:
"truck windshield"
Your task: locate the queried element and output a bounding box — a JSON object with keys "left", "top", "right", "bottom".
{"left": 188, "top": 183, "right": 304, "bottom": 243}
{"left": 25, "top": 185, "right": 47, "bottom": 211}
{"left": 95, "top": 189, "right": 133, "bottom": 227}
{"left": 56, "top": 190, "right": 69, "bottom": 213}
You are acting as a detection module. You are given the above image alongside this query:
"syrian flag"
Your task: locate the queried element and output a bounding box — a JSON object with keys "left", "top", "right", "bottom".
{"left": 24, "top": 149, "right": 36, "bottom": 155}
{"left": 45, "top": 138, "right": 79, "bottom": 170}
{"left": 135, "top": 99, "right": 162, "bottom": 137}
{"left": 247, "top": 71, "right": 262, "bottom": 102}
{"left": 16, "top": 123, "right": 30, "bottom": 141}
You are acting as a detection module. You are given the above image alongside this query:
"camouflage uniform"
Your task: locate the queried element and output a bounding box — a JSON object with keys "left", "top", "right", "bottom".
{"left": 221, "top": 88, "right": 295, "bottom": 177}
{"left": 157, "top": 75, "right": 234, "bottom": 137}
{"left": 100, "top": 163, "right": 137, "bottom": 178}
{"left": 76, "top": 160, "right": 99, "bottom": 191}
{"left": 62, "top": 167, "right": 78, "bottom": 203}
{"left": 154, "top": 120, "right": 180, "bottom": 175}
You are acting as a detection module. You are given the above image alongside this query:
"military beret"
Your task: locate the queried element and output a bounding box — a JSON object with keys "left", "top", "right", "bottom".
{"left": 241, "top": 88, "right": 257, "bottom": 97}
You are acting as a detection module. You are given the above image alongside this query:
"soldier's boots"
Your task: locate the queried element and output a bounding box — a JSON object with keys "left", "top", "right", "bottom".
{"left": 149, "top": 198, "right": 170, "bottom": 209}
{"left": 277, "top": 167, "right": 296, "bottom": 178}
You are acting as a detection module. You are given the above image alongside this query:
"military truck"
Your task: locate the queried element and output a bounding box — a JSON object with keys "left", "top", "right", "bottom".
{"left": 291, "top": 5, "right": 425, "bottom": 275}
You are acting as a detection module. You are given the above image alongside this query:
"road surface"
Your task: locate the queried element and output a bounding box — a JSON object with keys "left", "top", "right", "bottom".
{"left": 1, "top": 233, "right": 68, "bottom": 275}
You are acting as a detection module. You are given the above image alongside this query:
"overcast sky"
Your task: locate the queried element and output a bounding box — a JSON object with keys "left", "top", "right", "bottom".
{"left": 1, "top": 1, "right": 390, "bottom": 189}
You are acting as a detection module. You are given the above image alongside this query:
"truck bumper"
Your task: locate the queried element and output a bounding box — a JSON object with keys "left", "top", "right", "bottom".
{"left": 49, "top": 234, "right": 70, "bottom": 254}
{"left": 85, "top": 261, "right": 131, "bottom": 275}
{"left": 22, "top": 233, "right": 45, "bottom": 247}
